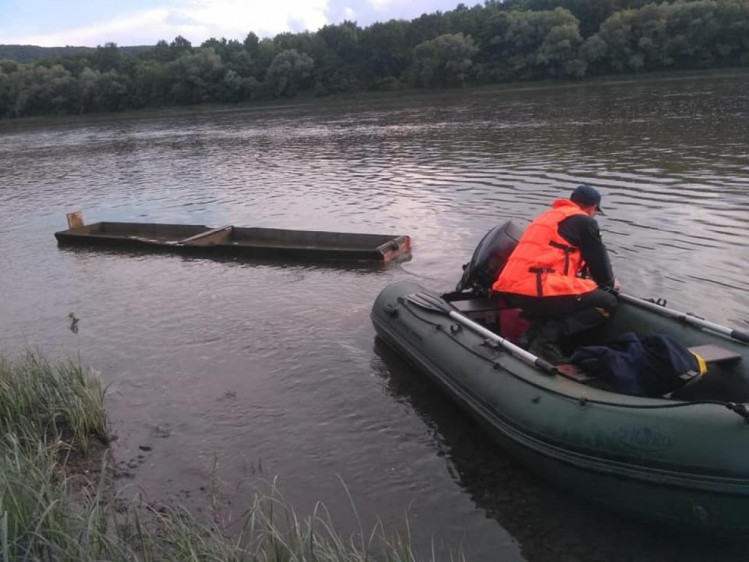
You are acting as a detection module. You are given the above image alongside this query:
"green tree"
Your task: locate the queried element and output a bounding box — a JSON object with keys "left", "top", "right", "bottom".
{"left": 168, "top": 48, "right": 224, "bottom": 104}
{"left": 266, "top": 49, "right": 314, "bottom": 97}
{"left": 94, "top": 42, "right": 122, "bottom": 72}
{"left": 150, "top": 40, "right": 174, "bottom": 63}
{"left": 254, "top": 38, "right": 279, "bottom": 81}
{"left": 407, "top": 12, "right": 451, "bottom": 47}
{"left": 130, "top": 60, "right": 170, "bottom": 107}
{"left": 7, "top": 64, "right": 75, "bottom": 116}
{"left": 579, "top": 33, "right": 608, "bottom": 74}
{"left": 75, "top": 66, "right": 99, "bottom": 112}
{"left": 317, "top": 21, "right": 361, "bottom": 63}
{"left": 409, "top": 32, "right": 478, "bottom": 87}
{"left": 244, "top": 32, "right": 260, "bottom": 55}
{"left": 359, "top": 19, "right": 410, "bottom": 86}
{"left": 487, "top": 8, "right": 584, "bottom": 79}
{"left": 314, "top": 21, "right": 363, "bottom": 94}
{"left": 2, "top": 0, "right": 749, "bottom": 119}
{"left": 503, "top": 0, "right": 663, "bottom": 37}
{"left": 714, "top": 0, "right": 749, "bottom": 63}
{"left": 662, "top": 1, "right": 719, "bottom": 68}
{"left": 94, "top": 70, "right": 129, "bottom": 111}
{"left": 218, "top": 69, "right": 258, "bottom": 102}
{"left": 0, "top": 67, "right": 10, "bottom": 117}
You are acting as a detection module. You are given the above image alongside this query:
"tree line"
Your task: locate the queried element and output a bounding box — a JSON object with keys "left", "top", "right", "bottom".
{"left": 1, "top": 0, "right": 748, "bottom": 118}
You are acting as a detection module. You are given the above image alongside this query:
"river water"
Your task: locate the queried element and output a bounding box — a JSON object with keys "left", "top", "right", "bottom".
{"left": 1, "top": 73, "right": 748, "bottom": 561}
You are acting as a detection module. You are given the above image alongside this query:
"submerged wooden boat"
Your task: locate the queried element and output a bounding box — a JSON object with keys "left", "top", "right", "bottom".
{"left": 54, "top": 220, "right": 411, "bottom": 263}
{"left": 371, "top": 280, "right": 749, "bottom": 533}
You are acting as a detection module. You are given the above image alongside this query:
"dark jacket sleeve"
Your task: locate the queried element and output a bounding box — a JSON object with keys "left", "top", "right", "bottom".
{"left": 557, "top": 214, "right": 615, "bottom": 289}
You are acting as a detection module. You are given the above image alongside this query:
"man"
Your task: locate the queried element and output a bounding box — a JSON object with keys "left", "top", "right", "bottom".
{"left": 492, "top": 185, "right": 620, "bottom": 364}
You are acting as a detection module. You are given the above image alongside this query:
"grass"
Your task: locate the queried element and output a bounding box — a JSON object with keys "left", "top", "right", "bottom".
{"left": 0, "top": 351, "right": 447, "bottom": 561}
{"left": 0, "top": 351, "right": 108, "bottom": 453}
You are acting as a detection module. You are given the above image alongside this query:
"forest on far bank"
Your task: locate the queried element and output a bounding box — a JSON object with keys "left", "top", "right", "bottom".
{"left": 1, "top": 0, "right": 748, "bottom": 119}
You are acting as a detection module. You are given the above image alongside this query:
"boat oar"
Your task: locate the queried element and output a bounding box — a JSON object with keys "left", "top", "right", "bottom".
{"left": 618, "top": 292, "right": 749, "bottom": 344}
{"left": 406, "top": 292, "right": 557, "bottom": 375}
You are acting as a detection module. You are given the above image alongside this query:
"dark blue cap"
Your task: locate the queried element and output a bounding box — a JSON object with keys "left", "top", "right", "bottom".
{"left": 570, "top": 185, "right": 605, "bottom": 215}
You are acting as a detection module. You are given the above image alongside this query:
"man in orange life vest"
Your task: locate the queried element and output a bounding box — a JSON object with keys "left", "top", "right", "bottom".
{"left": 492, "top": 185, "right": 620, "bottom": 364}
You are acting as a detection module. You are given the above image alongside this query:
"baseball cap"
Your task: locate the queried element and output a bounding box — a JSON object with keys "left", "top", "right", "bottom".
{"left": 570, "top": 185, "right": 605, "bottom": 215}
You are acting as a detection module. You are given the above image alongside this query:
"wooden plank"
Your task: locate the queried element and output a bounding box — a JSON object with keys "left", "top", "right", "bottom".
{"left": 376, "top": 235, "right": 412, "bottom": 262}
{"left": 66, "top": 211, "right": 84, "bottom": 229}
{"left": 178, "top": 226, "right": 232, "bottom": 245}
{"left": 451, "top": 299, "right": 500, "bottom": 313}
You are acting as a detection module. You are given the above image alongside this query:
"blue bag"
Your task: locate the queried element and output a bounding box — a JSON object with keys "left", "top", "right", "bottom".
{"left": 571, "top": 332, "right": 703, "bottom": 396}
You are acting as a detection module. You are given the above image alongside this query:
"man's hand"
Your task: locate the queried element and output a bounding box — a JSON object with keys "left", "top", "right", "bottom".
{"left": 613, "top": 278, "right": 621, "bottom": 292}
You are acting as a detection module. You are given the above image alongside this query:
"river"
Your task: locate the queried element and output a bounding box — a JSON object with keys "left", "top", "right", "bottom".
{"left": 1, "top": 72, "right": 748, "bottom": 561}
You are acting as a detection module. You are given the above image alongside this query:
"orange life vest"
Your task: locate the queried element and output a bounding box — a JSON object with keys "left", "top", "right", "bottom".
{"left": 492, "top": 199, "right": 598, "bottom": 297}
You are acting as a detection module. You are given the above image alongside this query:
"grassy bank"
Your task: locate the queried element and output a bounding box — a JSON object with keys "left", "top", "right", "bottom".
{"left": 0, "top": 351, "right": 435, "bottom": 561}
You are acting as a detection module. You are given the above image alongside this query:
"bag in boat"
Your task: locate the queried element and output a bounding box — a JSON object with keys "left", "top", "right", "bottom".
{"left": 570, "top": 332, "right": 707, "bottom": 396}
{"left": 456, "top": 220, "right": 523, "bottom": 296}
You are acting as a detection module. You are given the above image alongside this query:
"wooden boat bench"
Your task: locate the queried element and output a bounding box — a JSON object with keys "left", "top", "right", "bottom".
{"left": 688, "top": 344, "right": 742, "bottom": 365}
{"left": 450, "top": 298, "right": 500, "bottom": 314}
{"left": 449, "top": 298, "right": 502, "bottom": 326}
{"left": 557, "top": 344, "right": 743, "bottom": 387}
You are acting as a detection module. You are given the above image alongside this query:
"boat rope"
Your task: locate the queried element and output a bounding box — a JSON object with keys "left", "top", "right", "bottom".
{"left": 395, "top": 299, "right": 749, "bottom": 423}
{"left": 563, "top": 395, "right": 749, "bottom": 422}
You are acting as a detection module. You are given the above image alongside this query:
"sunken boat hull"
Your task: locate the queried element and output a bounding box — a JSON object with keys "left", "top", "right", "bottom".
{"left": 54, "top": 222, "right": 411, "bottom": 263}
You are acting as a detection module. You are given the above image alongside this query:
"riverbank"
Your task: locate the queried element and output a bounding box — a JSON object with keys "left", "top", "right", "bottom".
{"left": 2, "top": 66, "right": 748, "bottom": 128}
{"left": 0, "top": 351, "right": 433, "bottom": 561}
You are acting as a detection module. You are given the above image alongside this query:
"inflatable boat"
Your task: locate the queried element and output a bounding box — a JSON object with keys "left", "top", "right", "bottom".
{"left": 370, "top": 223, "right": 749, "bottom": 533}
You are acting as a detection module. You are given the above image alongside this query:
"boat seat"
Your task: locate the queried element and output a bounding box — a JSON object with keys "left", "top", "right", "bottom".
{"left": 688, "top": 345, "right": 742, "bottom": 364}
{"left": 554, "top": 345, "right": 742, "bottom": 391}
{"left": 450, "top": 298, "right": 500, "bottom": 314}
{"left": 664, "top": 345, "right": 742, "bottom": 400}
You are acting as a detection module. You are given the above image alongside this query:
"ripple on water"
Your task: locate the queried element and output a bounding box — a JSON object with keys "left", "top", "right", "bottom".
{"left": 1, "top": 74, "right": 748, "bottom": 561}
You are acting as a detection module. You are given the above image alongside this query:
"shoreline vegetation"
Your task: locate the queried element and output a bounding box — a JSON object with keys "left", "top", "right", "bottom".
{"left": 0, "top": 351, "right": 435, "bottom": 561}
{"left": 1, "top": 0, "right": 749, "bottom": 120}
{"left": 3, "top": 66, "right": 748, "bottom": 128}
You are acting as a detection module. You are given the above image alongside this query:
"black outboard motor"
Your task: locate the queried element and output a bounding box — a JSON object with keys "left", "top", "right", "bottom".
{"left": 456, "top": 220, "right": 524, "bottom": 296}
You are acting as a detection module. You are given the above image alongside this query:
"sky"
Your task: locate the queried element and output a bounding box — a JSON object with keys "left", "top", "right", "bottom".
{"left": 0, "top": 0, "right": 469, "bottom": 47}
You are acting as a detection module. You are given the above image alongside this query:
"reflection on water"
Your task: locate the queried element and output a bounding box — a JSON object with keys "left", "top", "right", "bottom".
{"left": 1, "top": 73, "right": 748, "bottom": 561}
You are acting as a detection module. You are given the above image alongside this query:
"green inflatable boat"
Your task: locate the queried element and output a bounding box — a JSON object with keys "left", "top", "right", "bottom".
{"left": 371, "top": 225, "right": 749, "bottom": 534}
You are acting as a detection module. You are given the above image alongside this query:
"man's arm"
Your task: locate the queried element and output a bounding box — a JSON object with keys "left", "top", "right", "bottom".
{"left": 558, "top": 215, "right": 616, "bottom": 290}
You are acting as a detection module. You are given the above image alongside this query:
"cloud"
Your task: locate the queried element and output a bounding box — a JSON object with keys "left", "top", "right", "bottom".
{"left": 325, "top": 0, "right": 462, "bottom": 27}
{"left": 2, "top": 0, "right": 330, "bottom": 47}
{"left": 367, "top": 0, "right": 397, "bottom": 8}
{"left": 3, "top": 9, "right": 174, "bottom": 47}
{"left": 0, "top": 0, "right": 466, "bottom": 47}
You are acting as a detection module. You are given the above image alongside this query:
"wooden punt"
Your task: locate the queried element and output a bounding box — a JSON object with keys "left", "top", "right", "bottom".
{"left": 54, "top": 220, "right": 411, "bottom": 263}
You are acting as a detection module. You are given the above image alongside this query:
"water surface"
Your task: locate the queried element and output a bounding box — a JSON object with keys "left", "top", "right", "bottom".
{"left": 1, "top": 73, "right": 748, "bottom": 561}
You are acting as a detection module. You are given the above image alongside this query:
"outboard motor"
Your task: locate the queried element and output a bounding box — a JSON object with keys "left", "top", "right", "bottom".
{"left": 456, "top": 220, "right": 524, "bottom": 296}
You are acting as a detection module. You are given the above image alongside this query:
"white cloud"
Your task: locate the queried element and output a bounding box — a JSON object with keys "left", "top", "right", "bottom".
{"left": 367, "top": 0, "right": 396, "bottom": 9}
{"left": 3, "top": 0, "right": 330, "bottom": 47}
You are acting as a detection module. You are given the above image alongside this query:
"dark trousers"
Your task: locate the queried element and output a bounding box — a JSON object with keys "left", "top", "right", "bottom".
{"left": 502, "top": 289, "right": 618, "bottom": 339}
